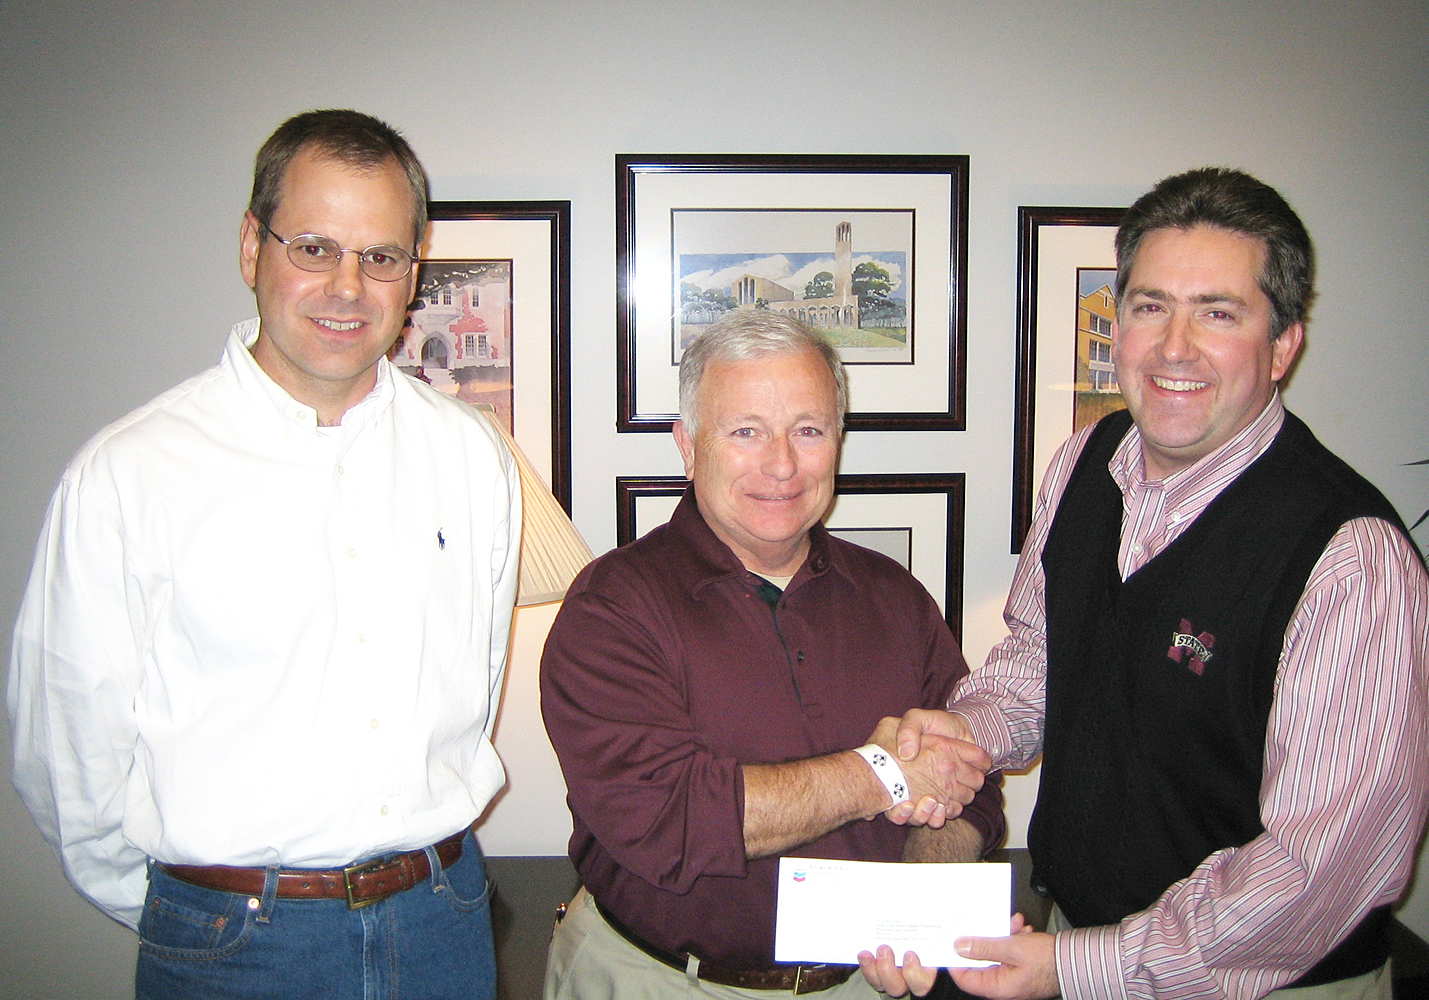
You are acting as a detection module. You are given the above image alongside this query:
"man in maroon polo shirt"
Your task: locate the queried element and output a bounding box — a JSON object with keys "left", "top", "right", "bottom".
{"left": 540, "top": 310, "right": 1004, "bottom": 998}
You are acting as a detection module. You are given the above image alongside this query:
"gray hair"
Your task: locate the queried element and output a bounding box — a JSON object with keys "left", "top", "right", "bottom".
{"left": 1115, "top": 167, "right": 1314, "bottom": 339}
{"left": 678, "top": 311, "right": 849, "bottom": 436}
{"left": 248, "top": 109, "right": 429, "bottom": 251}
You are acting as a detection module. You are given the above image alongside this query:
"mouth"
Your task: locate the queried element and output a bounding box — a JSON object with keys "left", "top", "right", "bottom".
{"left": 313, "top": 318, "right": 364, "bottom": 332}
{"left": 1150, "top": 375, "right": 1209, "bottom": 392}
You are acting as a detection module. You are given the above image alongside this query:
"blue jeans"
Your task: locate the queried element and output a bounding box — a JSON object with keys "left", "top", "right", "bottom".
{"left": 135, "top": 828, "right": 496, "bottom": 1000}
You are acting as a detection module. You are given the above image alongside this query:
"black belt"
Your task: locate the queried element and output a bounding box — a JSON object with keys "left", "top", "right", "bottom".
{"left": 592, "top": 897, "right": 855, "bottom": 994}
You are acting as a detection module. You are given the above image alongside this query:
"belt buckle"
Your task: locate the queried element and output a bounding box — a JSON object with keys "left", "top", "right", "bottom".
{"left": 343, "top": 856, "right": 394, "bottom": 909}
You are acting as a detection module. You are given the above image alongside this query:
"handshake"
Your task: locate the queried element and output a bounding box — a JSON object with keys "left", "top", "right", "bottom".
{"left": 862, "top": 709, "right": 992, "bottom": 828}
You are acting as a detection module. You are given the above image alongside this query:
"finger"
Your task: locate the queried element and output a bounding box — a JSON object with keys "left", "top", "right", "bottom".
{"left": 898, "top": 951, "right": 938, "bottom": 996}
{"left": 884, "top": 800, "right": 915, "bottom": 826}
{"left": 857, "top": 945, "right": 910, "bottom": 997}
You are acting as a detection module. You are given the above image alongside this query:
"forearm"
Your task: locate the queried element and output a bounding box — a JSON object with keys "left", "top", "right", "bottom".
{"left": 741, "top": 751, "right": 890, "bottom": 858}
{"left": 901, "top": 818, "right": 983, "bottom": 862}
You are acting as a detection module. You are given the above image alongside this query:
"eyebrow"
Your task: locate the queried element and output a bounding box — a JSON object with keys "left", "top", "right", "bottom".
{"left": 1126, "top": 286, "right": 1250, "bottom": 308}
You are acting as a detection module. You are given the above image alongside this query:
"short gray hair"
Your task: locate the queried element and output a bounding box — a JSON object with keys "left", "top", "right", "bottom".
{"left": 678, "top": 311, "right": 849, "bottom": 436}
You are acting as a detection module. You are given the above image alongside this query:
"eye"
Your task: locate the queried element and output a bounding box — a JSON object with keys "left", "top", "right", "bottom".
{"left": 730, "top": 427, "right": 756, "bottom": 438}
{"left": 365, "top": 249, "right": 395, "bottom": 267}
{"left": 794, "top": 426, "right": 823, "bottom": 437}
{"left": 294, "top": 238, "right": 336, "bottom": 260}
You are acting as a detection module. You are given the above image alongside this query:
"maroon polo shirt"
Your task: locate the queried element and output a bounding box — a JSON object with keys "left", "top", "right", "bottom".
{"left": 540, "top": 491, "right": 1005, "bottom": 968}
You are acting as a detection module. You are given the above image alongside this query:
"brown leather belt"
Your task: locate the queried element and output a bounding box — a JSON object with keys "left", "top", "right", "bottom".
{"left": 593, "top": 897, "right": 855, "bottom": 994}
{"left": 158, "top": 828, "right": 466, "bottom": 909}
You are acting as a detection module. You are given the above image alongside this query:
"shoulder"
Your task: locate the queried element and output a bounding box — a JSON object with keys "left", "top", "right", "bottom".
{"left": 389, "top": 371, "right": 513, "bottom": 465}
{"left": 62, "top": 363, "right": 228, "bottom": 484}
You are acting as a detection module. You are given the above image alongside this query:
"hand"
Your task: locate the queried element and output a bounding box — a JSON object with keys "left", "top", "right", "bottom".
{"left": 895, "top": 708, "right": 975, "bottom": 760}
{"left": 949, "top": 916, "right": 1058, "bottom": 1000}
{"left": 857, "top": 945, "right": 938, "bottom": 997}
{"left": 869, "top": 713, "right": 990, "bottom": 825}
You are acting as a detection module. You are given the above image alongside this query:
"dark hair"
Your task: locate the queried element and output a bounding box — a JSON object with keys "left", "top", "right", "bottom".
{"left": 248, "top": 109, "right": 428, "bottom": 250}
{"left": 678, "top": 310, "right": 848, "bottom": 436}
{"left": 1115, "top": 167, "right": 1314, "bottom": 337}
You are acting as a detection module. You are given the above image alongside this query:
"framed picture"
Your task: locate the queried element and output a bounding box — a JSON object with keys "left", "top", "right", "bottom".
{"left": 614, "top": 473, "right": 965, "bottom": 640}
{"left": 402, "top": 201, "right": 573, "bottom": 510}
{"left": 1011, "top": 206, "right": 1126, "bottom": 552}
{"left": 616, "top": 154, "right": 969, "bottom": 432}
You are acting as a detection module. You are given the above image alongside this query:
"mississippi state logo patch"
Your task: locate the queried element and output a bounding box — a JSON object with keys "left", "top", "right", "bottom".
{"left": 1168, "top": 619, "right": 1215, "bottom": 676}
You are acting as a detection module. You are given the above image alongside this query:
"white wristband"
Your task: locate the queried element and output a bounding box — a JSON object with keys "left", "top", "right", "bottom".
{"left": 851, "top": 744, "right": 911, "bottom": 805}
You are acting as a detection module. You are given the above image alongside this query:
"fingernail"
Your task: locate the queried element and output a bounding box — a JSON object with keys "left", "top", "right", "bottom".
{"left": 954, "top": 938, "right": 972, "bottom": 957}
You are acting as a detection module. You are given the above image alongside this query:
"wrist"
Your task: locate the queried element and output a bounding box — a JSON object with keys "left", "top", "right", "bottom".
{"left": 851, "top": 743, "right": 911, "bottom": 808}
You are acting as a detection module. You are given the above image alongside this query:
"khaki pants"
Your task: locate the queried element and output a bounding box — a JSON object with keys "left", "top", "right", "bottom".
{"left": 542, "top": 888, "right": 881, "bottom": 1000}
{"left": 1047, "top": 905, "right": 1391, "bottom": 999}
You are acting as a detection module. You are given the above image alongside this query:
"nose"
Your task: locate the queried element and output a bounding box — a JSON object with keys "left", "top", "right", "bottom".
{"left": 324, "top": 252, "right": 365, "bottom": 301}
{"left": 1158, "top": 308, "right": 1197, "bottom": 363}
{"left": 762, "top": 435, "right": 797, "bottom": 481}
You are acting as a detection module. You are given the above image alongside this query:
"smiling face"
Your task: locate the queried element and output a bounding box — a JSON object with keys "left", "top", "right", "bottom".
{"left": 239, "top": 148, "right": 420, "bottom": 424}
{"left": 673, "top": 349, "right": 842, "bottom": 576}
{"left": 1113, "top": 225, "right": 1303, "bottom": 480}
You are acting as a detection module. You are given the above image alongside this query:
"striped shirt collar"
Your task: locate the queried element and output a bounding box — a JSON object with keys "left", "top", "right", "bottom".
{"left": 1109, "top": 393, "right": 1287, "bottom": 510}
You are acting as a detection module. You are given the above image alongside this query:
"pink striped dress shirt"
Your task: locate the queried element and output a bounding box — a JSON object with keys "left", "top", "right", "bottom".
{"left": 952, "top": 396, "right": 1429, "bottom": 1000}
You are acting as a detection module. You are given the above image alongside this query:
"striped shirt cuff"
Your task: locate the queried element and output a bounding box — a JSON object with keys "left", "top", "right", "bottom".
{"left": 1057, "top": 923, "right": 1130, "bottom": 1000}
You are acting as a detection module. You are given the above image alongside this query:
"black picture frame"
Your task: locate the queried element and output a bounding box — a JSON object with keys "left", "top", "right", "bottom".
{"left": 614, "top": 473, "right": 965, "bottom": 640}
{"left": 420, "top": 200, "right": 573, "bottom": 511}
{"left": 1012, "top": 206, "right": 1125, "bottom": 552}
{"left": 617, "top": 154, "right": 968, "bottom": 433}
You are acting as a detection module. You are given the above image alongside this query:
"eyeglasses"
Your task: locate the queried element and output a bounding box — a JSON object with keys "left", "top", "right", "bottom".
{"left": 260, "top": 225, "right": 417, "bottom": 281}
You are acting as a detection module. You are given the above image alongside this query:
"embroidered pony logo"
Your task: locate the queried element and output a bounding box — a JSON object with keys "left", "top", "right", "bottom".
{"left": 1168, "top": 619, "right": 1215, "bottom": 676}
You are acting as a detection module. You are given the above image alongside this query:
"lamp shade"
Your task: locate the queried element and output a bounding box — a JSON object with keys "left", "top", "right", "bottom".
{"left": 473, "top": 405, "right": 594, "bottom": 606}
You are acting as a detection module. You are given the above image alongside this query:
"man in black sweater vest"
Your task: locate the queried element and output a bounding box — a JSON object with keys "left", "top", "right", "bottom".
{"left": 860, "top": 168, "right": 1428, "bottom": 999}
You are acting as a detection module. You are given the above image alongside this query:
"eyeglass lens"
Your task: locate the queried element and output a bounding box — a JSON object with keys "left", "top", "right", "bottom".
{"left": 283, "top": 234, "right": 414, "bottom": 281}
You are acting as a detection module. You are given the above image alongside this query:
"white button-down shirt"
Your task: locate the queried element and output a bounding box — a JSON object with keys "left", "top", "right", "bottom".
{"left": 8, "top": 319, "right": 521, "bottom": 929}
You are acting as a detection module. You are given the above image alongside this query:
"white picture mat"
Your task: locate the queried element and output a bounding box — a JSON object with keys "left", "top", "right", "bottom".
{"left": 630, "top": 169, "right": 955, "bottom": 418}
{"left": 426, "top": 216, "right": 556, "bottom": 490}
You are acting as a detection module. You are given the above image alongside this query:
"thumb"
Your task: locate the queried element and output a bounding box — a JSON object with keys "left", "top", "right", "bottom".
{"left": 895, "top": 712, "right": 924, "bottom": 761}
{"left": 954, "top": 936, "right": 1004, "bottom": 965}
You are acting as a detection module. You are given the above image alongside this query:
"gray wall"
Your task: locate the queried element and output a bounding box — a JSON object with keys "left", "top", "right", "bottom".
{"left": 3, "top": 1, "right": 1426, "bottom": 996}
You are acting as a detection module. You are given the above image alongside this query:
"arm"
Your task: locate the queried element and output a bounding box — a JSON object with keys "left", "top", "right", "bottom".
{"left": 7, "top": 474, "right": 148, "bottom": 929}
{"left": 1049, "top": 518, "right": 1429, "bottom": 1000}
{"left": 482, "top": 439, "right": 522, "bottom": 741}
{"left": 743, "top": 729, "right": 990, "bottom": 859}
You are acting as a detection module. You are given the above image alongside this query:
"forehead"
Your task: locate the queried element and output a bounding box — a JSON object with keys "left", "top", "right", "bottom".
{"left": 1128, "top": 226, "right": 1268, "bottom": 295}
{"left": 271, "top": 149, "right": 416, "bottom": 240}
{"left": 698, "top": 349, "right": 838, "bottom": 414}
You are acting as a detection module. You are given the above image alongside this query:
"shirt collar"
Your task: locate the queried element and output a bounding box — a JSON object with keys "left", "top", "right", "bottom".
{"left": 665, "top": 489, "right": 841, "bottom": 599}
{"left": 1109, "top": 393, "right": 1287, "bottom": 504}
{"left": 224, "top": 317, "right": 395, "bottom": 434}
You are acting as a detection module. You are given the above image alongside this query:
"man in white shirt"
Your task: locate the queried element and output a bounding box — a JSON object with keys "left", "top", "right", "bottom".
{"left": 8, "top": 109, "right": 521, "bottom": 999}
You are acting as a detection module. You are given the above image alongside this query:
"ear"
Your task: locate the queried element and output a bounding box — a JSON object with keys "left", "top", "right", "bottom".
{"left": 1270, "top": 322, "right": 1304, "bottom": 382}
{"left": 239, "top": 211, "right": 263, "bottom": 290}
{"left": 673, "top": 420, "right": 697, "bottom": 480}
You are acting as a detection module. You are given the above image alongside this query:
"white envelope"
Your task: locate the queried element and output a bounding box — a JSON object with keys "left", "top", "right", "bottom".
{"left": 774, "top": 858, "right": 1010, "bottom": 968}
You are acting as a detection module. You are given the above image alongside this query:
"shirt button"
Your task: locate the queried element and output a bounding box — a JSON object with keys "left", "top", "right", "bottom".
{"left": 370, "top": 718, "right": 380, "bottom": 729}
{"left": 380, "top": 805, "right": 389, "bottom": 816}
{"left": 347, "top": 547, "right": 357, "bottom": 558}
{"left": 357, "top": 634, "right": 367, "bottom": 644}
{"left": 337, "top": 466, "right": 345, "bottom": 476}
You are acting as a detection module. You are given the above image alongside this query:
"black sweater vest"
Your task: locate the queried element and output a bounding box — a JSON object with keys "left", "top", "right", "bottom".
{"left": 1031, "top": 408, "right": 1413, "bottom": 984}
